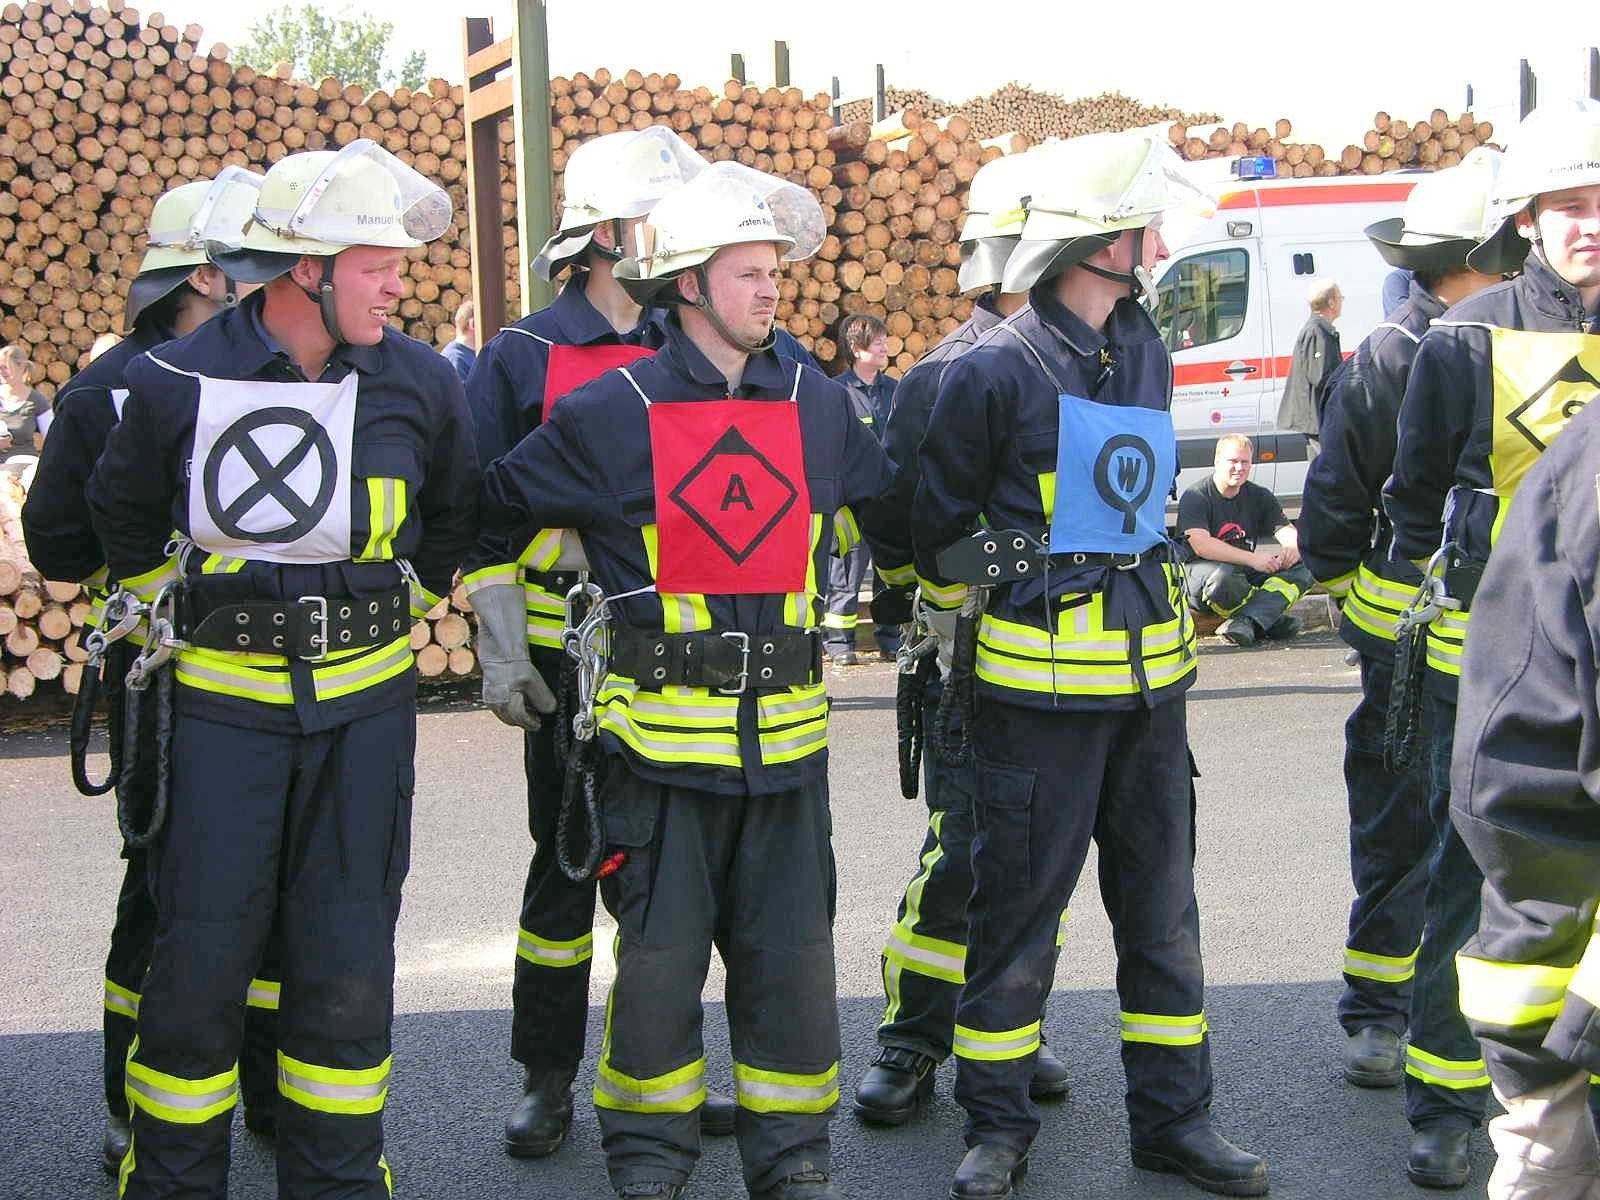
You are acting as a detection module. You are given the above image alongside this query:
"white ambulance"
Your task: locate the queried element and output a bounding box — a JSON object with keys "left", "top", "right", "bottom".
{"left": 1151, "top": 164, "right": 1419, "bottom": 504}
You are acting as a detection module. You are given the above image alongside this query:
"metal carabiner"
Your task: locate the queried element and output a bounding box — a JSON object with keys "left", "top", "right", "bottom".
{"left": 563, "top": 583, "right": 611, "bottom": 742}
{"left": 125, "top": 583, "right": 185, "bottom": 691}
{"left": 1395, "top": 545, "right": 1453, "bottom": 634}
{"left": 896, "top": 589, "right": 938, "bottom": 675}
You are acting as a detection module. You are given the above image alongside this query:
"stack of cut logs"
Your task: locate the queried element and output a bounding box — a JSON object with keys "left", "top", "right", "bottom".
{"left": 410, "top": 584, "right": 476, "bottom": 681}
{"left": 0, "top": 474, "right": 91, "bottom": 700}
{"left": 1173, "top": 110, "right": 1494, "bottom": 177}
{"left": 844, "top": 84, "right": 1217, "bottom": 145}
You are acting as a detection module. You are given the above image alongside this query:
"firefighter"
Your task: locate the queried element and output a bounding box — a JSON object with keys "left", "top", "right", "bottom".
{"left": 912, "top": 131, "right": 1267, "bottom": 1199}
{"left": 853, "top": 146, "right": 1070, "bottom": 1125}
{"left": 464, "top": 127, "right": 740, "bottom": 1156}
{"left": 1382, "top": 102, "right": 1600, "bottom": 1191}
{"left": 467, "top": 161, "right": 892, "bottom": 1199}
{"left": 1297, "top": 150, "right": 1502, "bottom": 1097}
{"left": 20, "top": 168, "right": 288, "bottom": 1175}
{"left": 85, "top": 140, "right": 479, "bottom": 1198}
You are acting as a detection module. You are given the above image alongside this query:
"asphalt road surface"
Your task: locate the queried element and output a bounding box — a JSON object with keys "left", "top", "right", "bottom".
{"left": 0, "top": 629, "right": 1496, "bottom": 1199}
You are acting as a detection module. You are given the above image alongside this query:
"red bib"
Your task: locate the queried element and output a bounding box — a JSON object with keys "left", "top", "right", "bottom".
{"left": 649, "top": 398, "right": 811, "bottom": 594}
{"left": 543, "top": 343, "right": 656, "bottom": 417}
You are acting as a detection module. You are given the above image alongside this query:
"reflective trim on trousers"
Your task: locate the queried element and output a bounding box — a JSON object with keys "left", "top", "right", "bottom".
{"left": 1319, "top": 568, "right": 1355, "bottom": 599}
{"left": 917, "top": 574, "right": 969, "bottom": 610}
{"left": 882, "top": 813, "right": 951, "bottom": 1028}
{"left": 1055, "top": 908, "right": 1070, "bottom": 949}
{"left": 884, "top": 920, "right": 966, "bottom": 985}
{"left": 833, "top": 506, "right": 862, "bottom": 556}
{"left": 105, "top": 978, "right": 140, "bottom": 1020}
{"left": 462, "top": 562, "right": 519, "bottom": 592}
{"left": 594, "top": 1055, "right": 707, "bottom": 1114}
{"left": 1404, "top": 1044, "right": 1490, "bottom": 1091}
{"left": 1345, "top": 944, "right": 1420, "bottom": 984}
{"left": 821, "top": 611, "right": 858, "bottom": 631}
{"left": 975, "top": 643, "right": 1197, "bottom": 698}
{"left": 733, "top": 1060, "right": 841, "bottom": 1114}
{"left": 517, "top": 926, "right": 595, "bottom": 969}
{"left": 1424, "top": 608, "right": 1468, "bottom": 678}
{"left": 878, "top": 561, "right": 916, "bottom": 587}
{"left": 245, "top": 977, "right": 280, "bottom": 1011}
{"left": 1457, "top": 953, "right": 1574, "bottom": 1029}
{"left": 125, "top": 1039, "right": 239, "bottom": 1125}
{"left": 1120, "top": 1011, "right": 1208, "bottom": 1046}
{"left": 277, "top": 1050, "right": 391, "bottom": 1116}
{"left": 953, "top": 1020, "right": 1042, "bottom": 1062}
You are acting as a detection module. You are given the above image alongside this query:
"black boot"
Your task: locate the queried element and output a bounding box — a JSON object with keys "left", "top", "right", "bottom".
{"left": 504, "top": 1068, "right": 574, "bottom": 1158}
{"left": 752, "top": 1169, "right": 847, "bottom": 1198}
{"left": 1406, "top": 1122, "right": 1471, "bottom": 1189}
{"left": 1028, "top": 1042, "right": 1069, "bottom": 1101}
{"left": 102, "top": 1116, "right": 130, "bottom": 1177}
{"left": 852, "top": 1046, "right": 935, "bottom": 1126}
{"left": 701, "top": 1088, "right": 737, "bottom": 1136}
{"left": 1342, "top": 1026, "right": 1403, "bottom": 1088}
{"left": 949, "top": 1143, "right": 1029, "bottom": 1199}
{"left": 1131, "top": 1125, "right": 1268, "bottom": 1196}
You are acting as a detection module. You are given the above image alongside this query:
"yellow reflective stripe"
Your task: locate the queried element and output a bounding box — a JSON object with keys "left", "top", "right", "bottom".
{"left": 885, "top": 921, "right": 966, "bottom": 985}
{"left": 954, "top": 1020, "right": 1042, "bottom": 1061}
{"left": 201, "top": 553, "right": 247, "bottom": 574}
{"left": 121, "top": 556, "right": 181, "bottom": 602}
{"left": 1425, "top": 612, "right": 1467, "bottom": 677}
{"left": 313, "top": 636, "right": 414, "bottom": 701}
{"left": 277, "top": 1051, "right": 391, "bottom": 1116}
{"left": 597, "top": 678, "right": 742, "bottom": 765}
{"left": 105, "top": 978, "right": 141, "bottom": 1019}
{"left": 976, "top": 640, "right": 1197, "bottom": 697}
{"left": 118, "top": 1129, "right": 136, "bottom": 1194}
{"left": 1345, "top": 945, "right": 1419, "bottom": 984}
{"left": 758, "top": 685, "right": 830, "bottom": 764}
{"left": 245, "top": 978, "right": 280, "bottom": 1011}
{"left": 517, "top": 528, "right": 565, "bottom": 571}
{"left": 409, "top": 578, "right": 444, "bottom": 620}
{"left": 1343, "top": 567, "right": 1407, "bottom": 643}
{"left": 758, "top": 687, "right": 828, "bottom": 726}
{"left": 1404, "top": 1044, "right": 1490, "bottom": 1090}
{"left": 598, "top": 677, "right": 740, "bottom": 727}
{"left": 1120, "top": 1011, "right": 1209, "bottom": 1046}
{"left": 979, "top": 611, "right": 1188, "bottom": 661}
{"left": 733, "top": 1061, "right": 840, "bottom": 1114}
{"left": 175, "top": 655, "right": 294, "bottom": 703}
{"left": 358, "top": 477, "right": 403, "bottom": 561}
{"left": 126, "top": 1039, "right": 239, "bottom": 1125}
{"left": 878, "top": 560, "right": 916, "bottom": 586}
{"left": 917, "top": 573, "right": 969, "bottom": 611}
{"left": 1038, "top": 470, "right": 1057, "bottom": 521}
{"left": 833, "top": 506, "right": 862, "bottom": 555}
{"left": 517, "top": 927, "right": 595, "bottom": 969}
{"left": 463, "top": 563, "right": 519, "bottom": 593}
{"left": 1261, "top": 573, "right": 1304, "bottom": 602}
{"left": 1055, "top": 907, "right": 1070, "bottom": 948}
{"left": 85, "top": 565, "right": 110, "bottom": 590}
{"left": 784, "top": 513, "right": 825, "bottom": 629}
{"left": 1457, "top": 954, "right": 1575, "bottom": 1028}
{"left": 380, "top": 1154, "right": 393, "bottom": 1196}
{"left": 821, "top": 611, "right": 857, "bottom": 630}
{"left": 595, "top": 1055, "right": 707, "bottom": 1113}
{"left": 174, "top": 636, "right": 413, "bottom": 705}
{"left": 1319, "top": 568, "right": 1355, "bottom": 599}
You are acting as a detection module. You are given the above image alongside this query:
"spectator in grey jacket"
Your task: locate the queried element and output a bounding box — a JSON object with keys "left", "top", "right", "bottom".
{"left": 1276, "top": 278, "right": 1343, "bottom": 453}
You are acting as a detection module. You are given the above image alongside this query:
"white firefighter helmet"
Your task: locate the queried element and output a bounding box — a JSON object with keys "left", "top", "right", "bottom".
{"left": 208, "top": 139, "right": 453, "bottom": 283}
{"left": 533, "top": 127, "right": 706, "bottom": 280}
{"left": 1469, "top": 100, "right": 1600, "bottom": 274}
{"left": 1365, "top": 148, "right": 1504, "bottom": 272}
{"left": 1002, "top": 131, "right": 1213, "bottom": 295}
{"left": 124, "top": 166, "right": 266, "bottom": 332}
{"left": 613, "top": 161, "right": 826, "bottom": 303}
{"left": 958, "top": 150, "right": 1043, "bottom": 294}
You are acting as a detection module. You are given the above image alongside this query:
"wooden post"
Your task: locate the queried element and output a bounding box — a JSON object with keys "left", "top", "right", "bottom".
{"left": 731, "top": 53, "right": 745, "bottom": 85}
{"left": 773, "top": 40, "right": 789, "bottom": 89}
{"left": 1465, "top": 82, "right": 1474, "bottom": 110}
{"left": 462, "top": 0, "right": 554, "bottom": 330}
{"left": 1519, "top": 58, "right": 1536, "bottom": 119}
{"left": 830, "top": 75, "right": 841, "bottom": 124}
{"left": 874, "top": 63, "right": 886, "bottom": 122}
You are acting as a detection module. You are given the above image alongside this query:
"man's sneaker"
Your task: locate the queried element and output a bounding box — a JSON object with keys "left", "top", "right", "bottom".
{"left": 1216, "top": 617, "right": 1257, "bottom": 647}
{"left": 1265, "top": 614, "right": 1301, "bottom": 640}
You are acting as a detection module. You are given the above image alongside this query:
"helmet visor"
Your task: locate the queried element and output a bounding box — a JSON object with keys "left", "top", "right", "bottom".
{"left": 258, "top": 139, "right": 453, "bottom": 247}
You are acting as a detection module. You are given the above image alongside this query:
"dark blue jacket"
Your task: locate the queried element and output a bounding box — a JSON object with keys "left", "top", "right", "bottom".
{"left": 22, "top": 320, "right": 172, "bottom": 585}
{"left": 912, "top": 287, "right": 1195, "bottom": 711}
{"left": 839, "top": 366, "right": 896, "bottom": 439}
{"left": 468, "top": 315, "right": 893, "bottom": 796}
{"left": 87, "top": 292, "right": 479, "bottom": 733}
{"left": 440, "top": 339, "right": 476, "bottom": 382}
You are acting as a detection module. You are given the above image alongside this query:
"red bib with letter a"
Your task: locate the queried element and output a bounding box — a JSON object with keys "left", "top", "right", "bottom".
{"left": 648, "top": 398, "right": 811, "bottom": 594}
{"left": 544, "top": 344, "right": 656, "bottom": 416}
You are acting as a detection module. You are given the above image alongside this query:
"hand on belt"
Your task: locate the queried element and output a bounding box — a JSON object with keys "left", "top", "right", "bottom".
{"left": 183, "top": 587, "right": 410, "bottom": 660}
{"left": 610, "top": 626, "right": 823, "bottom": 693}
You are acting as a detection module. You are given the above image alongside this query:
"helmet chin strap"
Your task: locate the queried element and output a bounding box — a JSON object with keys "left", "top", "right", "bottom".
{"left": 588, "top": 219, "right": 626, "bottom": 263}
{"left": 1074, "top": 227, "right": 1149, "bottom": 297}
{"left": 690, "top": 266, "right": 775, "bottom": 354}
{"left": 297, "top": 255, "right": 346, "bottom": 345}
{"left": 221, "top": 274, "right": 241, "bottom": 308}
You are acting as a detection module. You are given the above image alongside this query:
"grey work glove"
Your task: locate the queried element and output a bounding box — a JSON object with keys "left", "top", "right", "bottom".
{"left": 552, "top": 529, "right": 589, "bottom": 572}
{"left": 473, "top": 582, "right": 557, "bottom": 730}
{"left": 926, "top": 606, "right": 960, "bottom": 673}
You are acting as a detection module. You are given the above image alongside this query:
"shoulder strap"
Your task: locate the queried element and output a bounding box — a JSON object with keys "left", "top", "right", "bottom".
{"left": 789, "top": 361, "right": 803, "bottom": 403}
{"left": 143, "top": 354, "right": 201, "bottom": 380}
{"left": 998, "top": 322, "right": 1068, "bottom": 394}
{"left": 502, "top": 327, "right": 554, "bottom": 346}
{"left": 1374, "top": 322, "right": 1422, "bottom": 345}
{"left": 1429, "top": 320, "right": 1499, "bottom": 332}
{"left": 618, "top": 366, "right": 651, "bottom": 407}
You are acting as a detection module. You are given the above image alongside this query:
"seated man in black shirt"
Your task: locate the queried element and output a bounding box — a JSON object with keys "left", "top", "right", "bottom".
{"left": 1179, "top": 434, "right": 1315, "bottom": 647}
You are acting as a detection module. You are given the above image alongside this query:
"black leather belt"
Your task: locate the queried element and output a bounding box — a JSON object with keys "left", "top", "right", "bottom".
{"left": 1443, "top": 560, "right": 1482, "bottom": 609}
{"left": 936, "top": 529, "right": 1143, "bottom": 585}
{"left": 182, "top": 586, "right": 409, "bottom": 659}
{"left": 526, "top": 569, "right": 580, "bottom": 595}
{"left": 610, "top": 626, "right": 822, "bottom": 693}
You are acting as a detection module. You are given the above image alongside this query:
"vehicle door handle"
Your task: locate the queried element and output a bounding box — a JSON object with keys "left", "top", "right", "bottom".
{"left": 1223, "top": 361, "right": 1258, "bottom": 376}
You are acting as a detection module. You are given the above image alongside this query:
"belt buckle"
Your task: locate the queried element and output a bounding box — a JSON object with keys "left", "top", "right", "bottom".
{"left": 1115, "top": 552, "right": 1143, "bottom": 571}
{"left": 716, "top": 631, "right": 750, "bottom": 695}
{"left": 297, "top": 595, "right": 330, "bottom": 661}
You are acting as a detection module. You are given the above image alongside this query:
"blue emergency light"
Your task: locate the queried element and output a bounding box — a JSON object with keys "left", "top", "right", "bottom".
{"left": 1232, "top": 156, "right": 1277, "bottom": 180}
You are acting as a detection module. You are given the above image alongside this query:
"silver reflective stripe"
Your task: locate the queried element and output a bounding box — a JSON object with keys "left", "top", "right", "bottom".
{"left": 617, "top": 693, "right": 739, "bottom": 723}
{"left": 246, "top": 979, "right": 280, "bottom": 1008}
{"left": 175, "top": 658, "right": 294, "bottom": 699}
{"left": 127, "top": 1075, "right": 238, "bottom": 1113}
{"left": 518, "top": 930, "right": 592, "bottom": 964}
{"left": 737, "top": 1077, "right": 837, "bottom": 1105}
{"left": 278, "top": 1064, "right": 388, "bottom": 1105}
{"left": 887, "top": 927, "right": 964, "bottom": 976}
{"left": 760, "top": 724, "right": 828, "bottom": 757}
{"left": 599, "top": 712, "right": 740, "bottom": 759}
{"left": 1405, "top": 1051, "right": 1487, "bottom": 1083}
{"left": 759, "top": 692, "right": 827, "bottom": 720}
{"left": 1122, "top": 1018, "right": 1205, "bottom": 1040}
{"left": 595, "top": 1072, "right": 704, "bottom": 1108}
{"left": 104, "top": 985, "right": 140, "bottom": 1019}
{"left": 1345, "top": 951, "right": 1413, "bottom": 980}
{"left": 953, "top": 1029, "right": 1037, "bottom": 1056}
{"left": 313, "top": 640, "right": 413, "bottom": 697}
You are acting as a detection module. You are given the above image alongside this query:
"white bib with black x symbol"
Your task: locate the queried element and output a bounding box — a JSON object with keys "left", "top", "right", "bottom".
{"left": 160, "top": 357, "right": 359, "bottom": 563}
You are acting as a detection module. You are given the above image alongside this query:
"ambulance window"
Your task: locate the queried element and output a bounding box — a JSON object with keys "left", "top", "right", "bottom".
{"left": 1154, "top": 249, "right": 1249, "bottom": 353}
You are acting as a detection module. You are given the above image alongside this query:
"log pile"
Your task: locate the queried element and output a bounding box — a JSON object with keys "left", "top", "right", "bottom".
{"left": 410, "top": 584, "right": 478, "bottom": 682}
{"left": 0, "top": 473, "right": 89, "bottom": 700}
{"left": 841, "top": 84, "right": 1217, "bottom": 144}
{"left": 1173, "top": 110, "right": 1495, "bottom": 178}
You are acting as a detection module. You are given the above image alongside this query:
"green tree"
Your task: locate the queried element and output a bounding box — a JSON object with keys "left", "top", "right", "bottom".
{"left": 236, "top": 5, "right": 428, "bottom": 92}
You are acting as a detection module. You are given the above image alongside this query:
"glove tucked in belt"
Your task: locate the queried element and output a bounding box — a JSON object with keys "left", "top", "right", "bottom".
{"left": 610, "top": 626, "right": 822, "bottom": 693}
{"left": 182, "top": 587, "right": 409, "bottom": 659}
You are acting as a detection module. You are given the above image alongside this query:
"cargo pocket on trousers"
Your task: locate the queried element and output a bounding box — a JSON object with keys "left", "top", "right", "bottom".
{"left": 385, "top": 760, "right": 415, "bottom": 895}
{"left": 598, "top": 771, "right": 661, "bottom": 938}
{"left": 972, "top": 760, "right": 1036, "bottom": 891}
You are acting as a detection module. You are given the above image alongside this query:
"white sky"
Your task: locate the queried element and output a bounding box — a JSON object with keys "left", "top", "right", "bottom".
{"left": 192, "top": 0, "right": 1597, "bottom": 150}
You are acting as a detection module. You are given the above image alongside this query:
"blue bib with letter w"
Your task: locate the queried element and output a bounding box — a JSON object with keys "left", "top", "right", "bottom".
{"left": 1046, "top": 393, "right": 1175, "bottom": 556}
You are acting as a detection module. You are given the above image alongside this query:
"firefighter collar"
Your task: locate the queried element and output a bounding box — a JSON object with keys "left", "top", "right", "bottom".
{"left": 658, "top": 314, "right": 792, "bottom": 393}
{"left": 1516, "top": 253, "right": 1600, "bottom": 330}
{"left": 542, "top": 271, "right": 655, "bottom": 346}
{"left": 1027, "top": 286, "right": 1158, "bottom": 361}
{"left": 244, "top": 294, "right": 382, "bottom": 381}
